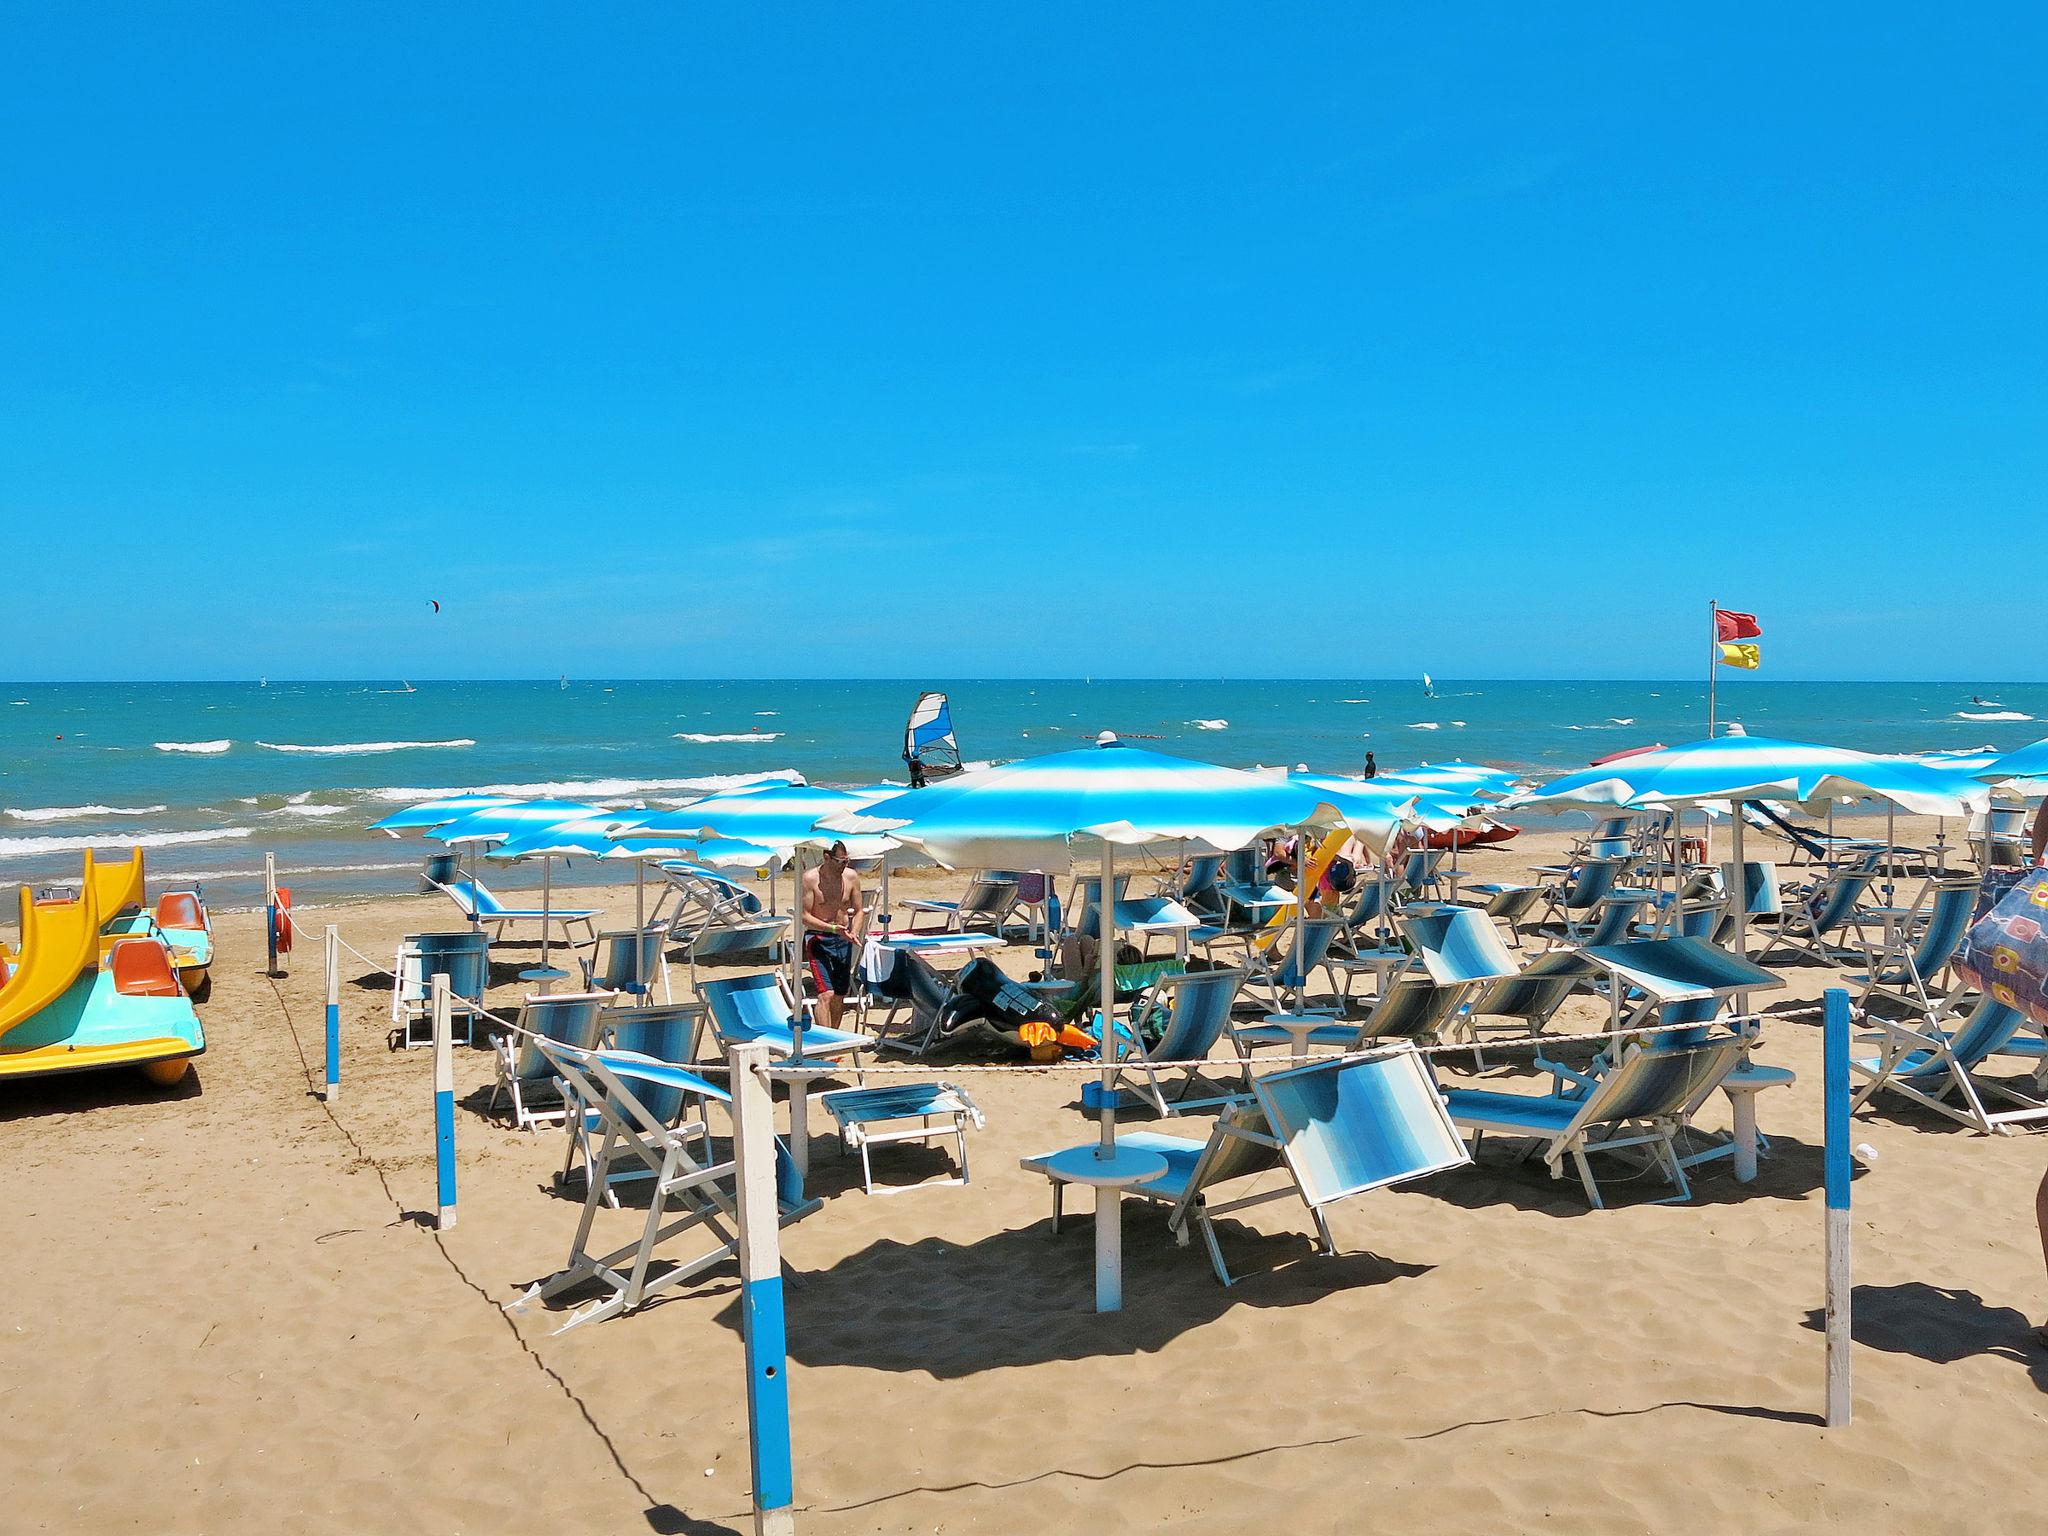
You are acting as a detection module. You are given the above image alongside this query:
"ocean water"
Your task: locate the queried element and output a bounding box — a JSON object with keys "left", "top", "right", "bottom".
{"left": 2, "top": 678, "right": 2041, "bottom": 907}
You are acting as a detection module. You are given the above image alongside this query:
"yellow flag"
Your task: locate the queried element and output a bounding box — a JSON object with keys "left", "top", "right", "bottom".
{"left": 1719, "top": 642, "right": 1761, "bottom": 670}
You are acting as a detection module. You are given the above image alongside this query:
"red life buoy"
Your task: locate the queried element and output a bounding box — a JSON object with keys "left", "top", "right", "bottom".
{"left": 273, "top": 887, "right": 294, "bottom": 953}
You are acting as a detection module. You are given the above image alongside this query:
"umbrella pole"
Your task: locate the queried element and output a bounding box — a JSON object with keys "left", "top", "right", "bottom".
{"left": 1292, "top": 832, "right": 1307, "bottom": 1005}
{"left": 540, "top": 856, "right": 553, "bottom": 973}
{"left": 1095, "top": 839, "right": 1125, "bottom": 1313}
{"left": 878, "top": 850, "right": 891, "bottom": 934}
{"left": 634, "top": 859, "right": 645, "bottom": 1001}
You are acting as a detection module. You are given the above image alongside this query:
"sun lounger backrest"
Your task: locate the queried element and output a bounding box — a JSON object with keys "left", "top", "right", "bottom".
{"left": 1255, "top": 1048, "right": 1470, "bottom": 1204}
{"left": 1942, "top": 997, "right": 2027, "bottom": 1071}
{"left": 600, "top": 1005, "right": 708, "bottom": 1121}
{"left": 1364, "top": 975, "right": 1461, "bottom": 1041}
{"left": 420, "top": 852, "right": 461, "bottom": 893}
{"left": 699, "top": 972, "right": 798, "bottom": 1048}
{"left": 1579, "top": 1035, "right": 1746, "bottom": 1127}
{"left": 1223, "top": 847, "right": 1262, "bottom": 886}
{"left": 511, "top": 993, "right": 608, "bottom": 1082}
{"left": 1182, "top": 855, "right": 1223, "bottom": 908}
{"left": 590, "top": 929, "right": 666, "bottom": 989}
{"left": 1582, "top": 895, "right": 1647, "bottom": 947}
{"left": 1279, "top": 917, "right": 1345, "bottom": 988}
{"left": 1187, "top": 1101, "right": 1285, "bottom": 1191}
{"left": 1719, "top": 861, "right": 1780, "bottom": 918}
{"left": 1150, "top": 968, "right": 1244, "bottom": 1060}
{"left": 687, "top": 918, "right": 788, "bottom": 962}
{"left": 413, "top": 930, "right": 490, "bottom": 1003}
{"left": 1807, "top": 868, "right": 1875, "bottom": 933}
{"left": 1906, "top": 880, "right": 1979, "bottom": 976}
{"left": 1403, "top": 907, "right": 1516, "bottom": 985}
{"left": 1469, "top": 951, "right": 1588, "bottom": 1023}
{"left": 1344, "top": 878, "right": 1387, "bottom": 929}
{"left": 958, "top": 876, "right": 1020, "bottom": 916}
{"left": 1564, "top": 859, "right": 1624, "bottom": 911}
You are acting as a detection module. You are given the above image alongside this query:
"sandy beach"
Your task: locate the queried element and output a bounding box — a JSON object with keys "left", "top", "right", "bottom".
{"left": 5, "top": 822, "right": 2046, "bottom": 1534}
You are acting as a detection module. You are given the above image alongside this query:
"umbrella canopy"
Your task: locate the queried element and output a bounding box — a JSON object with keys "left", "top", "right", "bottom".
{"left": 604, "top": 833, "right": 779, "bottom": 870}
{"left": 1379, "top": 760, "right": 1524, "bottom": 796}
{"left": 1284, "top": 772, "right": 1465, "bottom": 833}
{"left": 370, "top": 793, "right": 520, "bottom": 833}
{"left": 832, "top": 738, "right": 1402, "bottom": 870}
{"left": 626, "top": 784, "right": 896, "bottom": 858}
{"left": 423, "top": 800, "right": 613, "bottom": 846}
{"left": 485, "top": 820, "right": 629, "bottom": 861}
{"left": 1502, "top": 736, "right": 1987, "bottom": 819}
{"left": 1978, "top": 737, "right": 2048, "bottom": 795}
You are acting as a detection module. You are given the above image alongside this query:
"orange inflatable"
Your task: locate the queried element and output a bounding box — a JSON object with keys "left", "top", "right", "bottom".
{"left": 272, "top": 887, "right": 294, "bottom": 954}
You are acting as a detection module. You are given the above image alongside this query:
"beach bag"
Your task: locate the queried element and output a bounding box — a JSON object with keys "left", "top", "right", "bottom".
{"left": 1325, "top": 856, "right": 1358, "bottom": 894}
{"left": 1954, "top": 869, "right": 2048, "bottom": 1028}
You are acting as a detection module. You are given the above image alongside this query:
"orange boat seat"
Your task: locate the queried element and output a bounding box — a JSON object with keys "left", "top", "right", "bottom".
{"left": 155, "top": 893, "right": 204, "bottom": 930}
{"left": 110, "top": 939, "right": 183, "bottom": 998}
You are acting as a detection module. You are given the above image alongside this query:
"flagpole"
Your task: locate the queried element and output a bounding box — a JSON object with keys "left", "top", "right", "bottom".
{"left": 1707, "top": 598, "right": 1719, "bottom": 738}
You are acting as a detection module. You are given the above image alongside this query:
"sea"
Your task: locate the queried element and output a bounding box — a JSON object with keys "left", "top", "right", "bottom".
{"left": 2, "top": 678, "right": 2041, "bottom": 908}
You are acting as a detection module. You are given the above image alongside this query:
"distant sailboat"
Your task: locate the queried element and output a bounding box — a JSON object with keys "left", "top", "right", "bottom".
{"left": 559, "top": 675, "right": 569, "bottom": 691}
{"left": 259, "top": 676, "right": 268, "bottom": 688}
{"left": 1421, "top": 673, "right": 1435, "bottom": 698}
{"left": 397, "top": 680, "right": 416, "bottom": 694}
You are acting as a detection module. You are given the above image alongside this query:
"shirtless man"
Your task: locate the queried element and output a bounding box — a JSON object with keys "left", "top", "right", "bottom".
{"left": 801, "top": 842, "right": 864, "bottom": 1032}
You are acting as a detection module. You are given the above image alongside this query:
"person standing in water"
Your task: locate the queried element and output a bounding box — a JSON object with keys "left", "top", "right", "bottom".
{"left": 802, "top": 841, "right": 865, "bottom": 1033}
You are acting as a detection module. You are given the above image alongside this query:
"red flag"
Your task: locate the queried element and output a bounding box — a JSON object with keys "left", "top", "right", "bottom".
{"left": 1716, "top": 609, "right": 1761, "bottom": 641}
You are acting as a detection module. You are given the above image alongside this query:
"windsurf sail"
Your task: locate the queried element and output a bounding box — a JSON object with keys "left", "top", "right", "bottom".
{"left": 1422, "top": 673, "right": 1435, "bottom": 697}
{"left": 903, "top": 691, "right": 964, "bottom": 782}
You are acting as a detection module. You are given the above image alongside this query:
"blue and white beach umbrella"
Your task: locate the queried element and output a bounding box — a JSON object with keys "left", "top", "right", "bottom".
{"left": 369, "top": 793, "right": 523, "bottom": 833}
{"left": 424, "top": 800, "right": 613, "bottom": 845}
{"left": 1979, "top": 737, "right": 2048, "bottom": 795}
{"left": 1380, "top": 761, "right": 1524, "bottom": 797}
{"left": 1505, "top": 735, "right": 1986, "bottom": 957}
{"left": 833, "top": 736, "right": 1404, "bottom": 1313}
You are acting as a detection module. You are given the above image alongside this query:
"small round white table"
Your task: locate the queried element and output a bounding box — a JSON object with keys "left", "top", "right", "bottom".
{"left": 1263, "top": 1012, "right": 1342, "bottom": 1065}
{"left": 1039, "top": 1144, "right": 1168, "bottom": 1312}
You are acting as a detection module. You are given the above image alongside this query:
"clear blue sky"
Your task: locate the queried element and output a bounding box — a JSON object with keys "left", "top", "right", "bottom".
{"left": 4, "top": 6, "right": 2042, "bottom": 681}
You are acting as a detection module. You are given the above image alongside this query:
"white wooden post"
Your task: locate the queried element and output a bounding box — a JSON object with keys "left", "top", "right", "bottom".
{"left": 432, "top": 973, "right": 456, "bottom": 1230}
{"left": 730, "top": 1042, "right": 796, "bottom": 1534}
{"left": 264, "top": 850, "right": 279, "bottom": 976}
{"left": 323, "top": 923, "right": 341, "bottom": 1103}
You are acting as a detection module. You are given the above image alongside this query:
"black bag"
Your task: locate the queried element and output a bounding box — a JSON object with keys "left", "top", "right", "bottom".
{"left": 1325, "top": 856, "right": 1358, "bottom": 894}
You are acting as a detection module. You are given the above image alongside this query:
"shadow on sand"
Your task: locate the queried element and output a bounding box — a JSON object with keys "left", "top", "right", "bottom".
{"left": 1803, "top": 1280, "right": 2048, "bottom": 1392}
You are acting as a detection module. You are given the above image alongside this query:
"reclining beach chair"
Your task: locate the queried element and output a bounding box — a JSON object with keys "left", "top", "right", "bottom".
{"left": 390, "top": 930, "right": 491, "bottom": 1048}
{"left": 1459, "top": 881, "right": 1541, "bottom": 949}
{"left": 1535, "top": 857, "right": 1627, "bottom": 940}
{"left": 558, "top": 1002, "right": 714, "bottom": 1204}
{"left": 1102, "top": 966, "right": 1248, "bottom": 1115}
{"left": 512, "top": 1041, "right": 817, "bottom": 1331}
{"left": 1398, "top": 846, "right": 1448, "bottom": 903}
{"left": 1763, "top": 852, "right": 1881, "bottom": 962}
{"left": 1846, "top": 877, "right": 1980, "bottom": 1023}
{"left": 1716, "top": 860, "right": 1782, "bottom": 941}
{"left": 654, "top": 861, "right": 763, "bottom": 934}
{"left": 682, "top": 916, "right": 790, "bottom": 996}
{"left": 1441, "top": 1030, "right": 1749, "bottom": 1207}
{"left": 1458, "top": 951, "right": 1594, "bottom": 1052}
{"left": 697, "top": 970, "right": 872, "bottom": 1069}
{"left": 1850, "top": 994, "right": 2048, "bottom": 1135}
{"left": 1245, "top": 916, "right": 1348, "bottom": 1012}
{"left": 1570, "top": 814, "right": 1642, "bottom": 863}
{"left": 900, "top": 873, "right": 1021, "bottom": 935}
{"left": 423, "top": 857, "right": 600, "bottom": 945}
{"left": 1071, "top": 874, "right": 1202, "bottom": 952}
{"left": 1023, "top": 1047, "right": 1469, "bottom": 1284}
{"left": 490, "top": 991, "right": 609, "bottom": 1131}
{"left": 578, "top": 927, "right": 672, "bottom": 1004}
{"left": 1178, "top": 854, "right": 1228, "bottom": 922}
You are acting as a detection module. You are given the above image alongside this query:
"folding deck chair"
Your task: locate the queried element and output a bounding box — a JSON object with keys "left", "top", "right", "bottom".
{"left": 696, "top": 970, "right": 873, "bottom": 1068}
{"left": 682, "top": 916, "right": 790, "bottom": 997}
{"left": 653, "top": 862, "right": 764, "bottom": 934}
{"left": 1245, "top": 916, "right": 1348, "bottom": 1012}
{"left": 1023, "top": 1046, "right": 1469, "bottom": 1284}
{"left": 390, "top": 930, "right": 491, "bottom": 1048}
{"left": 1459, "top": 881, "right": 1541, "bottom": 949}
{"left": 1102, "top": 966, "right": 1248, "bottom": 1114}
{"left": 1441, "top": 1030, "right": 1750, "bottom": 1207}
{"left": 1071, "top": 874, "right": 1202, "bottom": 951}
{"left": 559, "top": 1002, "right": 714, "bottom": 1205}
{"left": 512, "top": 1042, "right": 817, "bottom": 1331}
{"left": 1535, "top": 857, "right": 1628, "bottom": 941}
{"left": 423, "top": 857, "right": 599, "bottom": 945}
{"left": 1850, "top": 994, "right": 2048, "bottom": 1134}
{"left": 578, "top": 928, "right": 673, "bottom": 1003}
{"left": 817, "top": 1082, "right": 986, "bottom": 1193}
{"left": 1763, "top": 851, "right": 1881, "bottom": 962}
{"left": 900, "top": 874, "right": 1021, "bottom": 935}
{"left": 490, "top": 991, "right": 609, "bottom": 1131}
{"left": 1847, "top": 877, "right": 1980, "bottom": 1023}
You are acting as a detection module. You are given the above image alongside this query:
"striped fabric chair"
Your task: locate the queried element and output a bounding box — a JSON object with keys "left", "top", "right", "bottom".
{"left": 1850, "top": 993, "right": 2048, "bottom": 1135}
{"left": 1105, "top": 967, "right": 1248, "bottom": 1115}
{"left": 1848, "top": 878, "right": 1980, "bottom": 1022}
{"left": 489, "top": 990, "right": 609, "bottom": 1132}
{"left": 1441, "top": 1031, "right": 1749, "bottom": 1208}
{"left": 1024, "top": 1046, "right": 1468, "bottom": 1285}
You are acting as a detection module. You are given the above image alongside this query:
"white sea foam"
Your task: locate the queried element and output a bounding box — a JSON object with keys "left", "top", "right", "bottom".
{"left": 1957, "top": 710, "right": 2032, "bottom": 722}
{"left": 1190, "top": 719, "right": 1229, "bottom": 730}
{"left": 754, "top": 711, "right": 778, "bottom": 717}
{"left": 1408, "top": 722, "right": 1440, "bottom": 730}
{"left": 262, "top": 803, "right": 350, "bottom": 818}
{"left": 155, "top": 739, "right": 231, "bottom": 754}
{"left": 5, "top": 803, "right": 168, "bottom": 823}
{"left": 257, "top": 739, "right": 475, "bottom": 755}
{"left": 366, "top": 771, "right": 801, "bottom": 804}
{"left": 1341, "top": 699, "right": 1371, "bottom": 704}
{"left": 0, "top": 827, "right": 254, "bottom": 859}
{"left": 1609, "top": 717, "right": 1635, "bottom": 726}
{"left": 673, "top": 732, "right": 784, "bottom": 743}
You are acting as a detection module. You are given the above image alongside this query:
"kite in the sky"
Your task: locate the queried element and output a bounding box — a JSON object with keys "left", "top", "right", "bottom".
{"left": 429, "top": 600, "right": 441, "bottom": 613}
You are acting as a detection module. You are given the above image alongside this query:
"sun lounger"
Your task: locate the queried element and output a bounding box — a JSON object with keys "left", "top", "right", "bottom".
{"left": 557, "top": 1002, "right": 714, "bottom": 1204}
{"left": 1023, "top": 1046, "right": 1468, "bottom": 1284}
{"left": 654, "top": 861, "right": 764, "bottom": 934}
{"left": 1763, "top": 852, "right": 1880, "bottom": 961}
{"left": 900, "top": 874, "right": 1021, "bottom": 935}
{"left": 513, "top": 1042, "right": 817, "bottom": 1331}
{"left": 578, "top": 927, "right": 673, "bottom": 1003}
{"left": 1535, "top": 857, "right": 1628, "bottom": 941}
{"left": 1100, "top": 966, "right": 1247, "bottom": 1114}
{"left": 1442, "top": 1029, "right": 1750, "bottom": 1207}
{"left": 818, "top": 1081, "right": 985, "bottom": 1193}
{"left": 427, "top": 866, "right": 599, "bottom": 945}
{"left": 490, "top": 991, "right": 609, "bottom": 1131}
{"left": 1071, "top": 874, "right": 1202, "bottom": 948}
{"left": 682, "top": 916, "right": 790, "bottom": 996}
{"left": 1847, "top": 877, "right": 1980, "bottom": 1023}
{"left": 1246, "top": 916, "right": 1347, "bottom": 1012}
{"left": 697, "top": 970, "right": 872, "bottom": 1067}
{"left": 1459, "top": 881, "right": 1541, "bottom": 949}
{"left": 1850, "top": 993, "right": 2048, "bottom": 1134}
{"left": 389, "top": 930, "right": 490, "bottom": 1048}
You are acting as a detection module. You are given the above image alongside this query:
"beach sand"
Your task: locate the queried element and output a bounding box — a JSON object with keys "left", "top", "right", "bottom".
{"left": 5, "top": 821, "right": 2046, "bottom": 1533}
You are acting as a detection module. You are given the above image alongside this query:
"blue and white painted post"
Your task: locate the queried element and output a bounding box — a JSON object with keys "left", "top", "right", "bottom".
{"left": 432, "top": 973, "right": 457, "bottom": 1231}
{"left": 323, "top": 923, "right": 341, "bottom": 1104}
{"left": 1823, "top": 986, "right": 1852, "bottom": 1427}
{"left": 729, "top": 1041, "right": 796, "bottom": 1535}
{"left": 264, "top": 851, "right": 279, "bottom": 977}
